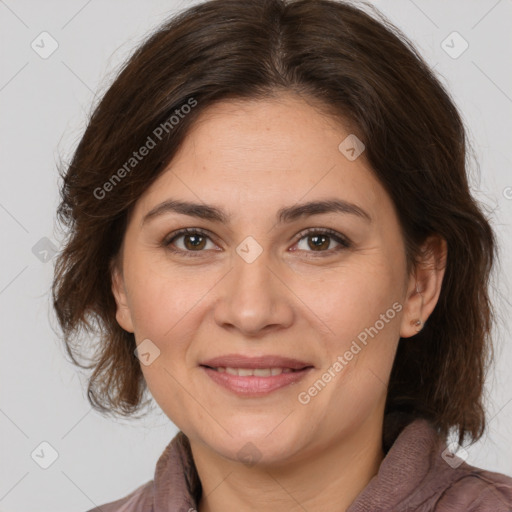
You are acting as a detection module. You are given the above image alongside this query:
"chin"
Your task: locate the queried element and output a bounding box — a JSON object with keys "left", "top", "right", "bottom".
{"left": 202, "top": 422, "right": 306, "bottom": 467}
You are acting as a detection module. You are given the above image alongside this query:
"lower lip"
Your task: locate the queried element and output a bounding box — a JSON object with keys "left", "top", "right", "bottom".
{"left": 201, "top": 366, "right": 313, "bottom": 396}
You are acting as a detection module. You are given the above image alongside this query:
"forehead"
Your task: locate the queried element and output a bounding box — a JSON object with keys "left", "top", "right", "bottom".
{"left": 180, "top": 94, "right": 358, "bottom": 167}
{"left": 133, "top": 94, "right": 388, "bottom": 222}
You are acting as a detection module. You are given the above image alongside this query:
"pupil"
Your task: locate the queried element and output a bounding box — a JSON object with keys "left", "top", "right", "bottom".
{"left": 186, "top": 235, "right": 205, "bottom": 250}
{"left": 310, "top": 235, "right": 328, "bottom": 251}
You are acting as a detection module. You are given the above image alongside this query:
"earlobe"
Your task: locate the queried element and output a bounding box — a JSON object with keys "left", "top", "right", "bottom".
{"left": 111, "top": 263, "right": 135, "bottom": 333}
{"left": 399, "top": 235, "right": 447, "bottom": 339}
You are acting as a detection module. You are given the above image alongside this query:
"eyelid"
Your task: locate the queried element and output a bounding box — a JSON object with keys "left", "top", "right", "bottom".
{"left": 163, "top": 227, "right": 214, "bottom": 244}
{"left": 162, "top": 227, "right": 220, "bottom": 255}
{"left": 293, "top": 227, "right": 351, "bottom": 248}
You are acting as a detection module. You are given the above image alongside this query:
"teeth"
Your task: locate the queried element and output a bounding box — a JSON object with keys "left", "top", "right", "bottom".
{"left": 215, "top": 367, "right": 296, "bottom": 376}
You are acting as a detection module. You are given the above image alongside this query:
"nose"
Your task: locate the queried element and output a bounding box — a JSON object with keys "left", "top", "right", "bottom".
{"left": 213, "top": 244, "right": 295, "bottom": 337}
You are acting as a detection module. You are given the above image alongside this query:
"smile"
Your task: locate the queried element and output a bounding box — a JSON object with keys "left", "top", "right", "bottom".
{"left": 200, "top": 365, "right": 313, "bottom": 396}
{"left": 210, "top": 367, "right": 298, "bottom": 376}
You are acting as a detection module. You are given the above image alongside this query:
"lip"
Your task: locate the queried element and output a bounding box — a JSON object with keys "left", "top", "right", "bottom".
{"left": 200, "top": 354, "right": 313, "bottom": 370}
{"left": 199, "top": 354, "right": 314, "bottom": 397}
{"left": 201, "top": 366, "right": 314, "bottom": 396}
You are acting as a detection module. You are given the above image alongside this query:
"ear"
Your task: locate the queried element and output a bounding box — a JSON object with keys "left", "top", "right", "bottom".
{"left": 111, "top": 260, "right": 135, "bottom": 333}
{"left": 399, "top": 235, "right": 447, "bottom": 338}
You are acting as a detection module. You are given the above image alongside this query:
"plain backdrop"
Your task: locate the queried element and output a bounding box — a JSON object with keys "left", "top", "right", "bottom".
{"left": 0, "top": 0, "right": 511, "bottom": 511}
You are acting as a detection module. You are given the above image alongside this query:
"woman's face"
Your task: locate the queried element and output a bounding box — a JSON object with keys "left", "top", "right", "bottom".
{"left": 112, "top": 93, "right": 432, "bottom": 466}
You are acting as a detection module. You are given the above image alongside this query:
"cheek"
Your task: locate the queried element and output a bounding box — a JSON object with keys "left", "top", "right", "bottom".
{"left": 312, "top": 261, "right": 401, "bottom": 340}
{"left": 126, "top": 262, "right": 202, "bottom": 340}
{"left": 128, "top": 268, "right": 201, "bottom": 425}
{"left": 305, "top": 262, "right": 403, "bottom": 411}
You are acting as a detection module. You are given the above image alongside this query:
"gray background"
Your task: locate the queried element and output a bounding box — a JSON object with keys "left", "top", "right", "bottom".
{"left": 0, "top": 0, "right": 511, "bottom": 511}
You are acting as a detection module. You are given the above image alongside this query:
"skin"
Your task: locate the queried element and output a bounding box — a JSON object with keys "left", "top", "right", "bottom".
{"left": 112, "top": 92, "right": 447, "bottom": 512}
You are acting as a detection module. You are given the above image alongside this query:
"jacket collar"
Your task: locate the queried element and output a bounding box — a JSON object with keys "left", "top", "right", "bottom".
{"left": 151, "top": 412, "right": 452, "bottom": 511}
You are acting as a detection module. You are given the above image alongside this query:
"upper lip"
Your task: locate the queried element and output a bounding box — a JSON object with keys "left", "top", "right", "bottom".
{"left": 200, "top": 354, "right": 314, "bottom": 370}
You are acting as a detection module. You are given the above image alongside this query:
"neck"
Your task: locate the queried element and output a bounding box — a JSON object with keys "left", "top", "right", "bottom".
{"left": 190, "top": 415, "right": 385, "bottom": 512}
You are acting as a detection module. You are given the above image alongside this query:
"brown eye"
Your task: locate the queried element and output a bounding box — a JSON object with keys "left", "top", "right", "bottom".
{"left": 163, "top": 228, "right": 216, "bottom": 256}
{"left": 294, "top": 229, "right": 351, "bottom": 255}
{"left": 181, "top": 233, "right": 207, "bottom": 250}
{"left": 306, "top": 233, "right": 331, "bottom": 251}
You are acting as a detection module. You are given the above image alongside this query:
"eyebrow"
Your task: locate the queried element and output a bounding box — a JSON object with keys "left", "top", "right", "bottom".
{"left": 141, "top": 198, "right": 372, "bottom": 226}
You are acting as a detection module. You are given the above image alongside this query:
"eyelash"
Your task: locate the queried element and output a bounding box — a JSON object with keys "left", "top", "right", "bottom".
{"left": 162, "top": 227, "right": 352, "bottom": 258}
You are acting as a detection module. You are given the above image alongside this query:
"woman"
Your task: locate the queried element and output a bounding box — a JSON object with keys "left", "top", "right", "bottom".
{"left": 52, "top": 0, "right": 512, "bottom": 510}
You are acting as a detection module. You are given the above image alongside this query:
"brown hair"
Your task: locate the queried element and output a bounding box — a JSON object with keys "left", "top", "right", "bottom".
{"left": 52, "top": 0, "right": 500, "bottom": 445}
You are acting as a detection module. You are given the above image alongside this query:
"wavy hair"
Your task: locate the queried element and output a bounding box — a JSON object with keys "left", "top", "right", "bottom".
{"left": 52, "top": 0, "right": 500, "bottom": 446}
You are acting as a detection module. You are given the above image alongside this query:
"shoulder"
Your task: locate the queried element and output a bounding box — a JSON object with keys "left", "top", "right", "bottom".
{"left": 380, "top": 416, "right": 512, "bottom": 511}
{"left": 84, "top": 480, "right": 154, "bottom": 512}
{"left": 433, "top": 464, "right": 512, "bottom": 511}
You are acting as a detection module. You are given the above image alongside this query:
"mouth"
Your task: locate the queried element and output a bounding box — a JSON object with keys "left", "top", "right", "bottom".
{"left": 199, "top": 354, "right": 314, "bottom": 396}
{"left": 200, "top": 353, "right": 313, "bottom": 370}
{"left": 201, "top": 366, "right": 305, "bottom": 376}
